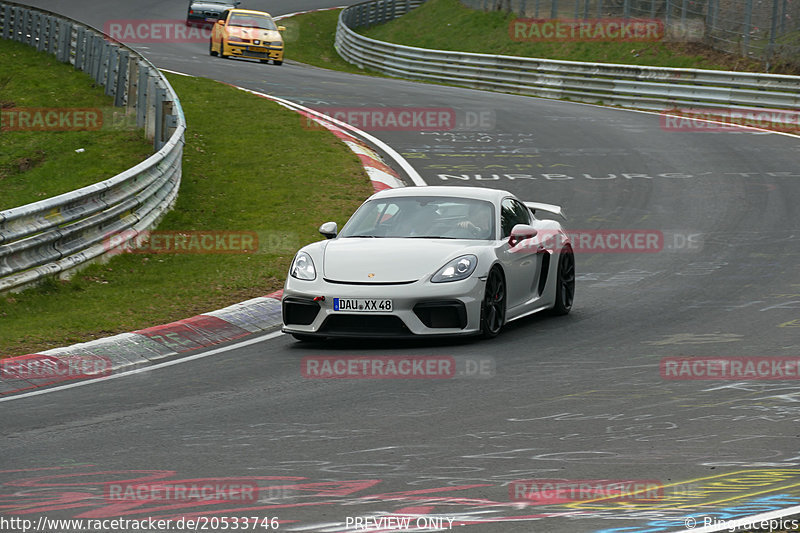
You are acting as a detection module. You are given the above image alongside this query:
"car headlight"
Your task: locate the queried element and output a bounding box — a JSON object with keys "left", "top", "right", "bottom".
{"left": 431, "top": 255, "right": 477, "bottom": 283}
{"left": 290, "top": 251, "right": 316, "bottom": 281}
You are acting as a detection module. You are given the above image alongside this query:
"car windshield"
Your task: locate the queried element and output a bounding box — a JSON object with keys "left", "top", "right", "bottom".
{"left": 339, "top": 196, "right": 495, "bottom": 240}
{"left": 227, "top": 13, "right": 277, "bottom": 30}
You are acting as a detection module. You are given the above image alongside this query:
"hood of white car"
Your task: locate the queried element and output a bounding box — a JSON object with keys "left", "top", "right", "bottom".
{"left": 322, "top": 238, "right": 474, "bottom": 283}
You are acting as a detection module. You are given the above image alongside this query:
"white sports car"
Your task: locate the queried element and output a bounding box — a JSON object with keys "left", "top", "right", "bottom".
{"left": 281, "top": 186, "right": 574, "bottom": 340}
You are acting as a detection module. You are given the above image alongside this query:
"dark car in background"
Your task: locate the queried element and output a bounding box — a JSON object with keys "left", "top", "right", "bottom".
{"left": 186, "top": 0, "right": 240, "bottom": 26}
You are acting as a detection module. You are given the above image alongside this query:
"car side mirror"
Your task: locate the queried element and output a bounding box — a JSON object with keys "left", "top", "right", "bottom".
{"left": 319, "top": 222, "right": 338, "bottom": 239}
{"left": 509, "top": 224, "right": 537, "bottom": 247}
{"left": 277, "top": 26, "right": 286, "bottom": 31}
{"left": 216, "top": 19, "right": 225, "bottom": 24}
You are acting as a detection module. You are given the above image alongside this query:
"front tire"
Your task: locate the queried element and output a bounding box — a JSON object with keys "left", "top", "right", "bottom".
{"left": 273, "top": 60, "right": 283, "bottom": 65}
{"left": 551, "top": 245, "right": 575, "bottom": 315}
{"left": 209, "top": 40, "right": 217, "bottom": 56}
{"left": 480, "top": 267, "right": 506, "bottom": 338}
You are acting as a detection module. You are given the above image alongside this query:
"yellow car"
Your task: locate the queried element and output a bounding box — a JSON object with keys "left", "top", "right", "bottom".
{"left": 209, "top": 8, "right": 285, "bottom": 65}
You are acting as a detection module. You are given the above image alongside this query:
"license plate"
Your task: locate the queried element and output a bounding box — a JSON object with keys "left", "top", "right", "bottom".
{"left": 249, "top": 46, "right": 268, "bottom": 53}
{"left": 333, "top": 298, "right": 392, "bottom": 312}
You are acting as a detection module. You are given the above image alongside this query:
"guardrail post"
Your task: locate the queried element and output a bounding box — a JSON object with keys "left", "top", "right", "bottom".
{"left": 162, "top": 99, "right": 178, "bottom": 149}
{"left": 36, "top": 14, "right": 47, "bottom": 52}
{"left": 96, "top": 41, "right": 110, "bottom": 86}
{"left": 74, "top": 26, "right": 86, "bottom": 70}
{"left": 34, "top": 12, "right": 43, "bottom": 50}
{"left": 31, "top": 11, "right": 40, "bottom": 48}
{"left": 623, "top": 0, "right": 631, "bottom": 18}
{"left": 53, "top": 19, "right": 61, "bottom": 55}
{"left": 12, "top": 6, "right": 22, "bottom": 41}
{"left": 145, "top": 70, "right": 157, "bottom": 142}
{"left": 154, "top": 86, "right": 167, "bottom": 150}
{"left": 550, "top": 0, "right": 557, "bottom": 18}
{"left": 105, "top": 46, "right": 119, "bottom": 96}
{"left": 92, "top": 35, "right": 104, "bottom": 79}
{"left": 47, "top": 16, "right": 57, "bottom": 53}
{"left": 1, "top": 4, "right": 10, "bottom": 40}
{"left": 137, "top": 63, "right": 148, "bottom": 129}
{"left": 115, "top": 50, "right": 129, "bottom": 107}
{"left": 127, "top": 59, "right": 139, "bottom": 116}
{"left": 21, "top": 8, "right": 30, "bottom": 46}
{"left": 68, "top": 25, "right": 76, "bottom": 65}
{"left": 56, "top": 20, "right": 64, "bottom": 59}
{"left": 58, "top": 21, "right": 71, "bottom": 62}
{"left": 89, "top": 35, "right": 99, "bottom": 79}
{"left": 680, "top": 0, "right": 687, "bottom": 24}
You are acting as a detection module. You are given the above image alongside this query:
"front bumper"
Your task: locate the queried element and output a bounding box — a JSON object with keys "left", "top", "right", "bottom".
{"left": 224, "top": 41, "right": 283, "bottom": 61}
{"left": 282, "top": 276, "right": 485, "bottom": 338}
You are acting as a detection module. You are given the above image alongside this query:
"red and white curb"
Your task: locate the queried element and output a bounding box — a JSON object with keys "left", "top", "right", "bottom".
{"left": 0, "top": 291, "right": 284, "bottom": 396}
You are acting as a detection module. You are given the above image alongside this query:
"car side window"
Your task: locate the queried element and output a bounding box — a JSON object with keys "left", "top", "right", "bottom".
{"left": 219, "top": 10, "right": 229, "bottom": 22}
{"left": 500, "top": 198, "right": 531, "bottom": 238}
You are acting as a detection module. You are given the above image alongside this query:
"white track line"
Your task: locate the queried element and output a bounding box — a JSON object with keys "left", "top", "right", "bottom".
{"left": 0, "top": 331, "right": 284, "bottom": 403}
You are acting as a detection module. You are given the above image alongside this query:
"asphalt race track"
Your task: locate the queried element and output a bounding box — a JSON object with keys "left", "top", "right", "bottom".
{"left": 3, "top": 1, "right": 800, "bottom": 531}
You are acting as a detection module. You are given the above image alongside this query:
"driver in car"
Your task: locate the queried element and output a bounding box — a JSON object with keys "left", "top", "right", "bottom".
{"left": 456, "top": 204, "right": 491, "bottom": 238}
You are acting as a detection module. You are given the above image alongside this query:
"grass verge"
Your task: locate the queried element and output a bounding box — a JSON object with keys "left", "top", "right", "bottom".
{"left": 0, "top": 72, "right": 373, "bottom": 358}
{"left": 0, "top": 39, "right": 153, "bottom": 210}
{"left": 359, "top": 0, "right": 771, "bottom": 72}
{"left": 281, "top": 9, "right": 367, "bottom": 74}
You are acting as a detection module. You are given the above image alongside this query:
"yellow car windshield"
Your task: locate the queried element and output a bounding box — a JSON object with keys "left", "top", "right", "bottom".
{"left": 228, "top": 14, "right": 276, "bottom": 30}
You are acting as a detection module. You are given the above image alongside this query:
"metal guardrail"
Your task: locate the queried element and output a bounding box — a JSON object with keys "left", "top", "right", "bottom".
{"left": 0, "top": 1, "right": 185, "bottom": 293}
{"left": 335, "top": 0, "right": 800, "bottom": 113}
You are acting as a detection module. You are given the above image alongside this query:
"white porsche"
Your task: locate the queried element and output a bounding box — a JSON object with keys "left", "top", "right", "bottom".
{"left": 281, "top": 186, "right": 574, "bottom": 340}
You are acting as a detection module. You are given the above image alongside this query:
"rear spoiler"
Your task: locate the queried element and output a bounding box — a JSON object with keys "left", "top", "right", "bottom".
{"left": 524, "top": 201, "right": 566, "bottom": 219}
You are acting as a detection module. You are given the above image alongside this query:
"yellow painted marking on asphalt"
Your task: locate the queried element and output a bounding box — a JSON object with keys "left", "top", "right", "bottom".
{"left": 564, "top": 469, "right": 800, "bottom": 510}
